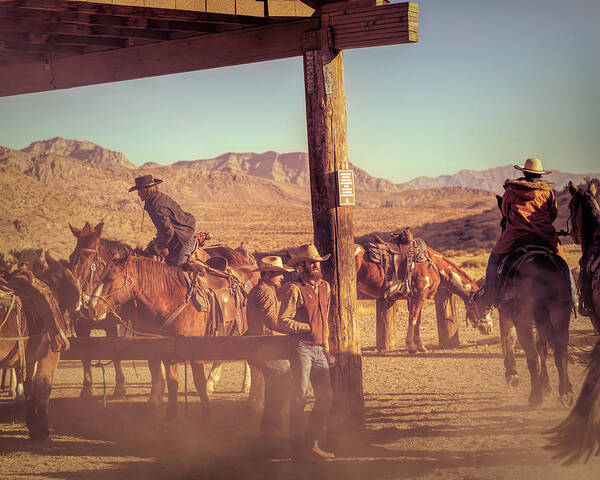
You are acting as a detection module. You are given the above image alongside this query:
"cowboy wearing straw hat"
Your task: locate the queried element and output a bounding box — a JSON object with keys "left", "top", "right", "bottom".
{"left": 246, "top": 255, "right": 295, "bottom": 454}
{"left": 482, "top": 158, "right": 566, "bottom": 307}
{"left": 278, "top": 244, "right": 335, "bottom": 462}
{"left": 129, "top": 175, "right": 196, "bottom": 267}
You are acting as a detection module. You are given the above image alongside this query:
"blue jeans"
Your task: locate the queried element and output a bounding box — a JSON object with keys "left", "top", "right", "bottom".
{"left": 166, "top": 235, "right": 197, "bottom": 267}
{"left": 289, "top": 339, "right": 333, "bottom": 448}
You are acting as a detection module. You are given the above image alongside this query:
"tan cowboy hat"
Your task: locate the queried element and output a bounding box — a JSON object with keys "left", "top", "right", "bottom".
{"left": 253, "top": 255, "right": 294, "bottom": 273}
{"left": 513, "top": 158, "right": 552, "bottom": 175}
{"left": 128, "top": 174, "right": 163, "bottom": 192}
{"left": 287, "top": 244, "right": 331, "bottom": 267}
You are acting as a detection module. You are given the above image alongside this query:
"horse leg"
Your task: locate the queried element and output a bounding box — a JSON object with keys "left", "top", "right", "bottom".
{"left": 414, "top": 308, "right": 428, "bottom": 353}
{"left": 147, "top": 359, "right": 165, "bottom": 409}
{"left": 105, "top": 322, "right": 126, "bottom": 399}
{"left": 550, "top": 302, "right": 574, "bottom": 408}
{"left": 513, "top": 314, "right": 543, "bottom": 407}
{"left": 500, "top": 312, "right": 519, "bottom": 387}
{"left": 25, "top": 350, "right": 60, "bottom": 442}
{"left": 405, "top": 298, "right": 420, "bottom": 354}
{"left": 164, "top": 360, "right": 179, "bottom": 420}
{"left": 13, "top": 366, "right": 25, "bottom": 401}
{"left": 75, "top": 322, "right": 94, "bottom": 401}
{"left": 206, "top": 361, "right": 224, "bottom": 394}
{"left": 242, "top": 361, "right": 251, "bottom": 394}
{"left": 190, "top": 361, "right": 211, "bottom": 419}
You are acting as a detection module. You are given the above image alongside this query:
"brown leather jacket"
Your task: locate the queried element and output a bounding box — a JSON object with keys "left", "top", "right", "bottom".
{"left": 492, "top": 179, "right": 563, "bottom": 256}
{"left": 246, "top": 280, "right": 283, "bottom": 336}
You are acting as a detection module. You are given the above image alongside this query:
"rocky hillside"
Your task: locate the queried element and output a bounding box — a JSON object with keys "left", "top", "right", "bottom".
{"left": 404, "top": 164, "right": 598, "bottom": 194}
{"left": 21, "top": 137, "right": 135, "bottom": 170}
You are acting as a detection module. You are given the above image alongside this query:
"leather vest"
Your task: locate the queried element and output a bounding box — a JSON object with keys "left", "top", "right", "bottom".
{"left": 294, "top": 281, "right": 329, "bottom": 346}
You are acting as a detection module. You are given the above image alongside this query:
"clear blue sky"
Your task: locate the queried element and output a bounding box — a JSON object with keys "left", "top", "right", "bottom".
{"left": 0, "top": 0, "right": 598, "bottom": 183}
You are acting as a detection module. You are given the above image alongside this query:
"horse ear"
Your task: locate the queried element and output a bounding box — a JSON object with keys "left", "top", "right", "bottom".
{"left": 69, "top": 224, "right": 82, "bottom": 238}
{"left": 496, "top": 195, "right": 503, "bottom": 211}
{"left": 94, "top": 220, "right": 104, "bottom": 236}
{"left": 82, "top": 222, "right": 92, "bottom": 235}
{"left": 589, "top": 182, "right": 597, "bottom": 197}
{"left": 568, "top": 181, "right": 578, "bottom": 195}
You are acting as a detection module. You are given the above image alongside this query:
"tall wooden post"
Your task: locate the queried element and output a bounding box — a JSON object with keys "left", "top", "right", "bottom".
{"left": 434, "top": 288, "right": 460, "bottom": 347}
{"left": 376, "top": 298, "right": 396, "bottom": 351}
{"left": 303, "top": 30, "right": 364, "bottom": 435}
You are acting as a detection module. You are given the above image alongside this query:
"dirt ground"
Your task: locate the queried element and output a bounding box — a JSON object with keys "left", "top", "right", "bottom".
{"left": 1, "top": 293, "right": 599, "bottom": 480}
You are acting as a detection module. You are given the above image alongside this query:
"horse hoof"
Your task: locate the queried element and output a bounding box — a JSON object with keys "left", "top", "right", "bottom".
{"left": 542, "top": 383, "right": 552, "bottom": 395}
{"left": 28, "top": 431, "right": 51, "bottom": 443}
{"left": 560, "top": 392, "right": 574, "bottom": 408}
{"left": 80, "top": 388, "right": 94, "bottom": 401}
{"left": 505, "top": 375, "right": 519, "bottom": 388}
{"left": 146, "top": 399, "right": 161, "bottom": 411}
{"left": 416, "top": 344, "right": 428, "bottom": 353}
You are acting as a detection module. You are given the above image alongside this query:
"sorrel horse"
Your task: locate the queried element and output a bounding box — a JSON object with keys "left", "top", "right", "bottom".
{"left": 69, "top": 221, "right": 133, "bottom": 400}
{"left": 0, "top": 266, "right": 74, "bottom": 440}
{"left": 68, "top": 221, "right": 257, "bottom": 398}
{"left": 545, "top": 339, "right": 600, "bottom": 464}
{"left": 470, "top": 196, "right": 573, "bottom": 407}
{"left": 355, "top": 242, "right": 493, "bottom": 353}
{"left": 567, "top": 180, "right": 600, "bottom": 332}
{"left": 88, "top": 254, "right": 247, "bottom": 418}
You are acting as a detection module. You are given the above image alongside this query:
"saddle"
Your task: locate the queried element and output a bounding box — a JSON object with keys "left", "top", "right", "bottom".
{"left": 497, "top": 246, "right": 571, "bottom": 305}
{"left": 178, "top": 256, "right": 251, "bottom": 336}
{"left": 365, "top": 235, "right": 434, "bottom": 299}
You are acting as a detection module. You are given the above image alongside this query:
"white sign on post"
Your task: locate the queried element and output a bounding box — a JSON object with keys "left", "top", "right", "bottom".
{"left": 337, "top": 170, "right": 355, "bottom": 206}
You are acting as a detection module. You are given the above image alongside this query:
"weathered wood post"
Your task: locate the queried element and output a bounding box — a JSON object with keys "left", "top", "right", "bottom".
{"left": 434, "top": 288, "right": 460, "bottom": 347}
{"left": 376, "top": 298, "right": 396, "bottom": 351}
{"left": 303, "top": 28, "right": 364, "bottom": 435}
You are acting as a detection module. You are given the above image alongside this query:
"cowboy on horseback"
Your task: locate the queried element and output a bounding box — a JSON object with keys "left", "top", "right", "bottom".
{"left": 129, "top": 175, "right": 197, "bottom": 267}
{"left": 482, "top": 158, "right": 566, "bottom": 308}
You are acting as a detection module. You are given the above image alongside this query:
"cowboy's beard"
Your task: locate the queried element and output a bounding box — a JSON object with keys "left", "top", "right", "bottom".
{"left": 301, "top": 262, "right": 323, "bottom": 281}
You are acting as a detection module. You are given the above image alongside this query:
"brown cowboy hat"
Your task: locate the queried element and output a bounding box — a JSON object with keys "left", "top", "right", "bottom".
{"left": 287, "top": 244, "right": 331, "bottom": 267}
{"left": 513, "top": 158, "right": 552, "bottom": 175}
{"left": 128, "top": 175, "right": 163, "bottom": 192}
{"left": 252, "top": 255, "right": 294, "bottom": 273}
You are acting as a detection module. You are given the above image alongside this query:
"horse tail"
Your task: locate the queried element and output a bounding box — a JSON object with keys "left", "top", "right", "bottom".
{"left": 545, "top": 339, "right": 600, "bottom": 464}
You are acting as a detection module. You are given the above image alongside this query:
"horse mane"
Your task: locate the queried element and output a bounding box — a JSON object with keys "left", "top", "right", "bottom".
{"left": 205, "top": 245, "right": 251, "bottom": 266}
{"left": 98, "top": 238, "right": 132, "bottom": 260}
{"left": 128, "top": 256, "right": 186, "bottom": 298}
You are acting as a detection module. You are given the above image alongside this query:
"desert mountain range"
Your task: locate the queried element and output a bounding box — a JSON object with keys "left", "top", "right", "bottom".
{"left": 0, "top": 137, "right": 597, "bottom": 259}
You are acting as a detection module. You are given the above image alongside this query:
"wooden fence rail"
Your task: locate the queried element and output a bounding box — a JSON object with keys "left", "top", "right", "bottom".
{"left": 60, "top": 335, "right": 293, "bottom": 361}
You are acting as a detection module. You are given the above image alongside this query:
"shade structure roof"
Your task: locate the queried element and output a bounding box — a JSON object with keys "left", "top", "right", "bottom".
{"left": 0, "top": 0, "right": 418, "bottom": 96}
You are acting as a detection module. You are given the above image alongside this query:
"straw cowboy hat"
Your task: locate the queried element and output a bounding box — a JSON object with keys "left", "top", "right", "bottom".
{"left": 287, "top": 244, "right": 331, "bottom": 267}
{"left": 128, "top": 174, "right": 163, "bottom": 192}
{"left": 514, "top": 158, "right": 552, "bottom": 175}
{"left": 253, "top": 255, "right": 295, "bottom": 273}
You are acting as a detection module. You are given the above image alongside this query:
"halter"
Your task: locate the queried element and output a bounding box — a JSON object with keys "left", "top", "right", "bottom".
{"left": 465, "top": 288, "right": 487, "bottom": 328}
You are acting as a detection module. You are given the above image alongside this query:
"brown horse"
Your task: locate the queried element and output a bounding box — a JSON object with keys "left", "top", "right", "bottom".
{"left": 88, "top": 254, "right": 246, "bottom": 418}
{"left": 69, "top": 222, "right": 258, "bottom": 398}
{"left": 470, "top": 197, "right": 573, "bottom": 407}
{"left": 68, "top": 221, "right": 134, "bottom": 400}
{"left": 0, "top": 266, "right": 73, "bottom": 440}
{"left": 355, "top": 242, "right": 493, "bottom": 353}
{"left": 567, "top": 180, "right": 600, "bottom": 332}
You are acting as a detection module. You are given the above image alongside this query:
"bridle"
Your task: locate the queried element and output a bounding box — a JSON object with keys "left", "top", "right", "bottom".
{"left": 466, "top": 288, "right": 487, "bottom": 328}
{"left": 90, "top": 258, "right": 136, "bottom": 319}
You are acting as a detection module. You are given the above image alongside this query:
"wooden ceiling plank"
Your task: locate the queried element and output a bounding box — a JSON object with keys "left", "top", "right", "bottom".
{"left": 0, "top": 16, "right": 318, "bottom": 96}
{"left": 0, "top": 40, "right": 84, "bottom": 54}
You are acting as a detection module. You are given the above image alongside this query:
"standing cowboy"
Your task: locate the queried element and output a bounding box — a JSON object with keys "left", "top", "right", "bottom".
{"left": 482, "top": 158, "right": 565, "bottom": 307}
{"left": 129, "top": 175, "right": 196, "bottom": 267}
{"left": 278, "top": 244, "right": 335, "bottom": 462}
{"left": 246, "top": 256, "right": 295, "bottom": 451}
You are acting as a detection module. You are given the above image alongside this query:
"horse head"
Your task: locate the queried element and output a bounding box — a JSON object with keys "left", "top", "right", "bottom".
{"left": 466, "top": 287, "right": 494, "bottom": 335}
{"left": 89, "top": 254, "right": 134, "bottom": 323}
{"left": 568, "top": 180, "right": 600, "bottom": 247}
{"left": 69, "top": 221, "right": 104, "bottom": 294}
